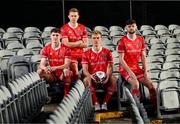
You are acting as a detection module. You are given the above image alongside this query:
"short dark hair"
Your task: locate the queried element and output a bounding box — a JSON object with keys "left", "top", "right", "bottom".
{"left": 125, "top": 19, "right": 136, "bottom": 25}
{"left": 69, "top": 8, "right": 79, "bottom": 14}
{"left": 91, "top": 30, "right": 102, "bottom": 36}
{"left": 51, "top": 28, "right": 60, "bottom": 34}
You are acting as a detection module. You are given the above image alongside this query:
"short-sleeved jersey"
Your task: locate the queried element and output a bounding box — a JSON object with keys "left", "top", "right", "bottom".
{"left": 41, "top": 43, "right": 71, "bottom": 77}
{"left": 117, "top": 35, "right": 145, "bottom": 72}
{"left": 82, "top": 47, "right": 113, "bottom": 74}
{"left": 61, "top": 23, "right": 88, "bottom": 58}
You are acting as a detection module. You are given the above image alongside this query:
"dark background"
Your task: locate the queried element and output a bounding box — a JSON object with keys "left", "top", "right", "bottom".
{"left": 1, "top": 0, "right": 180, "bottom": 30}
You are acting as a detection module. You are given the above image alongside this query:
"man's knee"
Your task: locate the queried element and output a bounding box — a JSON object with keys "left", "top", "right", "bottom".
{"left": 140, "top": 77, "right": 154, "bottom": 89}
{"left": 128, "top": 77, "right": 139, "bottom": 89}
{"left": 108, "top": 76, "right": 118, "bottom": 92}
{"left": 83, "top": 77, "right": 91, "bottom": 87}
{"left": 71, "top": 63, "right": 78, "bottom": 73}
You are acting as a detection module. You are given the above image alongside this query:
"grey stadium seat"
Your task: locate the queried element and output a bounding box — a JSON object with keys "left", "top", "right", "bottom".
{"left": 8, "top": 55, "right": 32, "bottom": 81}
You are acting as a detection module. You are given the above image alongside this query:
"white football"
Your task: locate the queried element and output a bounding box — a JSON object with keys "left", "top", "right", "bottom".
{"left": 95, "top": 71, "right": 106, "bottom": 82}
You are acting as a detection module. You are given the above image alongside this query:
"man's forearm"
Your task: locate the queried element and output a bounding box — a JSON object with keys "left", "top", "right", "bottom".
{"left": 141, "top": 52, "right": 148, "bottom": 72}
{"left": 66, "top": 41, "right": 81, "bottom": 48}
{"left": 120, "top": 59, "right": 133, "bottom": 74}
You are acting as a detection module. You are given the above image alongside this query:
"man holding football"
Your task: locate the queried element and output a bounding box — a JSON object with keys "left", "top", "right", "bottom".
{"left": 82, "top": 30, "right": 117, "bottom": 111}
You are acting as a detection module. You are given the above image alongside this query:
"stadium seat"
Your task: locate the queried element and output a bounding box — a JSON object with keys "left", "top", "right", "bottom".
{"left": 2, "top": 32, "right": 19, "bottom": 41}
{"left": 162, "top": 62, "right": 179, "bottom": 71}
{"left": 6, "top": 27, "right": 23, "bottom": 39}
{"left": 154, "top": 24, "right": 168, "bottom": 31}
{"left": 157, "top": 80, "right": 180, "bottom": 119}
{"left": 0, "top": 50, "right": 15, "bottom": 81}
{"left": 159, "top": 36, "right": 171, "bottom": 44}
{"left": 109, "top": 30, "right": 125, "bottom": 37}
{"left": 148, "top": 72, "right": 160, "bottom": 82}
{"left": 165, "top": 55, "right": 180, "bottom": 64}
{"left": 6, "top": 42, "right": 25, "bottom": 54}
{"left": 159, "top": 70, "right": 179, "bottom": 81}
{"left": 7, "top": 55, "right": 32, "bottom": 81}
{"left": 157, "top": 29, "right": 171, "bottom": 37}
{"left": 168, "top": 24, "right": 180, "bottom": 32}
{"left": 166, "top": 37, "right": 179, "bottom": 44}
{"left": 94, "top": 26, "right": 109, "bottom": 36}
{"left": 24, "top": 27, "right": 41, "bottom": 34}
{"left": 147, "top": 63, "right": 162, "bottom": 73}
{"left": 43, "top": 26, "right": 56, "bottom": 32}
{"left": 26, "top": 42, "right": 43, "bottom": 54}
{"left": 149, "top": 37, "right": 163, "bottom": 44}
{"left": 148, "top": 49, "right": 165, "bottom": 57}
{"left": 0, "top": 28, "right": 5, "bottom": 38}
{"left": 24, "top": 39, "right": 42, "bottom": 47}
{"left": 172, "top": 28, "right": 180, "bottom": 36}
{"left": 0, "top": 85, "right": 19, "bottom": 123}
{"left": 165, "top": 49, "right": 180, "bottom": 56}
{"left": 147, "top": 56, "right": 164, "bottom": 64}
{"left": 140, "top": 25, "right": 154, "bottom": 31}
{"left": 0, "top": 89, "right": 10, "bottom": 123}
{"left": 150, "top": 43, "right": 166, "bottom": 50}
{"left": 2, "top": 33, "right": 21, "bottom": 47}
{"left": 166, "top": 42, "right": 180, "bottom": 49}
{"left": 17, "top": 48, "right": 35, "bottom": 60}
{"left": 30, "top": 54, "right": 41, "bottom": 72}
{"left": 109, "top": 25, "right": 124, "bottom": 32}
{"left": 142, "top": 29, "right": 156, "bottom": 36}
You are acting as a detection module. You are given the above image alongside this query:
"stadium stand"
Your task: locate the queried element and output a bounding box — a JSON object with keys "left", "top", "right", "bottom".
{"left": 0, "top": 23, "right": 179, "bottom": 123}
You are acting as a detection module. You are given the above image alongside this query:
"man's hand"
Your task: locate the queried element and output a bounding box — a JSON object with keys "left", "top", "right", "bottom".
{"left": 102, "top": 75, "right": 109, "bottom": 85}
{"left": 44, "top": 66, "right": 51, "bottom": 74}
{"left": 128, "top": 71, "right": 137, "bottom": 80}
{"left": 50, "top": 66, "right": 57, "bottom": 72}
{"left": 90, "top": 73, "right": 98, "bottom": 83}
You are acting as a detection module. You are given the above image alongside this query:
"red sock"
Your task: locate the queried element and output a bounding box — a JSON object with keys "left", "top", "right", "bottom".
{"left": 73, "top": 74, "right": 79, "bottom": 81}
{"left": 90, "top": 86, "right": 98, "bottom": 104}
{"left": 132, "top": 88, "right": 140, "bottom": 97}
{"left": 64, "top": 76, "right": 71, "bottom": 96}
{"left": 103, "top": 92, "right": 113, "bottom": 104}
{"left": 149, "top": 87, "right": 157, "bottom": 110}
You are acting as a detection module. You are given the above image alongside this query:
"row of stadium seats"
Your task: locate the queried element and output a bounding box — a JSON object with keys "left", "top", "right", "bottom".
{"left": 0, "top": 72, "right": 48, "bottom": 123}
{"left": 0, "top": 25, "right": 179, "bottom": 121}
{"left": 46, "top": 80, "right": 93, "bottom": 124}
{"left": 0, "top": 54, "right": 41, "bottom": 86}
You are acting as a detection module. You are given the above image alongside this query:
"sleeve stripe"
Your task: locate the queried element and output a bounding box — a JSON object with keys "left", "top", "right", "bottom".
{"left": 62, "top": 36, "right": 68, "bottom": 38}
{"left": 118, "top": 50, "right": 124, "bottom": 53}
{"left": 81, "top": 62, "right": 88, "bottom": 64}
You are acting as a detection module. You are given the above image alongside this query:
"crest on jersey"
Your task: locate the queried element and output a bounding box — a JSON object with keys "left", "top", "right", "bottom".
{"left": 102, "top": 53, "right": 107, "bottom": 59}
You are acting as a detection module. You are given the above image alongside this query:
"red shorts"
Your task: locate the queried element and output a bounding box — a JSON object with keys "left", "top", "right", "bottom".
{"left": 71, "top": 54, "right": 82, "bottom": 64}
{"left": 119, "top": 67, "right": 144, "bottom": 81}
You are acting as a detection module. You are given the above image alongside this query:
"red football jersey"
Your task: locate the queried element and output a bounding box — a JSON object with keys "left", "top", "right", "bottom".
{"left": 41, "top": 43, "right": 71, "bottom": 77}
{"left": 82, "top": 47, "right": 113, "bottom": 74}
{"left": 118, "top": 35, "right": 145, "bottom": 72}
{"left": 61, "top": 23, "right": 88, "bottom": 57}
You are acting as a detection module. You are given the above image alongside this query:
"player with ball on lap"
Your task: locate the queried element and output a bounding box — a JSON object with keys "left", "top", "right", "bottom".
{"left": 82, "top": 30, "right": 117, "bottom": 111}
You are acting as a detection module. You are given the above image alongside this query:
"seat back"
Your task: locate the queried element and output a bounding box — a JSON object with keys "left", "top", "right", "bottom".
{"left": 8, "top": 56, "right": 31, "bottom": 81}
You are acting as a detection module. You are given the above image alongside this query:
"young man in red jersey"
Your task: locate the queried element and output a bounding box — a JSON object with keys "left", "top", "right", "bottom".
{"left": 61, "top": 8, "right": 88, "bottom": 82}
{"left": 118, "top": 19, "right": 157, "bottom": 111}
{"left": 82, "top": 30, "right": 117, "bottom": 111}
{"left": 38, "top": 28, "right": 72, "bottom": 97}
